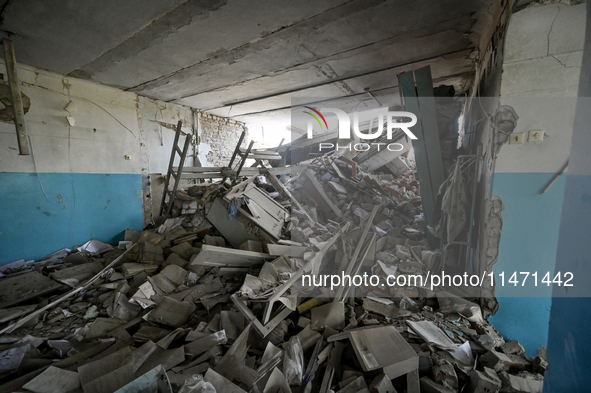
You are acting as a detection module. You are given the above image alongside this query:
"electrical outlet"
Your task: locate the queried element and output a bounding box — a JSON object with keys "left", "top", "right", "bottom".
{"left": 528, "top": 130, "right": 544, "bottom": 142}
{"left": 509, "top": 132, "right": 524, "bottom": 144}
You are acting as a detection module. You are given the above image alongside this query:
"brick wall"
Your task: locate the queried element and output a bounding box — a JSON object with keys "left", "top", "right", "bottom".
{"left": 199, "top": 112, "right": 249, "bottom": 167}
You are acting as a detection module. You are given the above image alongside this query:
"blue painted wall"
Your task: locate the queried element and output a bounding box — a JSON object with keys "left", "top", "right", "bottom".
{"left": 545, "top": 175, "right": 591, "bottom": 391}
{"left": 0, "top": 172, "right": 144, "bottom": 264}
{"left": 490, "top": 172, "right": 567, "bottom": 356}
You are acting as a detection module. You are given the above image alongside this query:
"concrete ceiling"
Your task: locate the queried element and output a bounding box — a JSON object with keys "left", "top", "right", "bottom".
{"left": 0, "top": 0, "right": 503, "bottom": 131}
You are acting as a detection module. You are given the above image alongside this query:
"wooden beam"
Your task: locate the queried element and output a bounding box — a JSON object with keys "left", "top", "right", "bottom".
{"left": 2, "top": 39, "right": 29, "bottom": 155}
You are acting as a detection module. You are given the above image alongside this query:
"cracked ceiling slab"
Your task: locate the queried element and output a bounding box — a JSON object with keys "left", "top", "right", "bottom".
{"left": 1, "top": 0, "right": 187, "bottom": 74}
{"left": 0, "top": 0, "right": 507, "bottom": 127}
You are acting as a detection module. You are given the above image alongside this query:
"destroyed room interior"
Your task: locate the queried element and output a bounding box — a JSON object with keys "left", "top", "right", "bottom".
{"left": 0, "top": 0, "right": 590, "bottom": 392}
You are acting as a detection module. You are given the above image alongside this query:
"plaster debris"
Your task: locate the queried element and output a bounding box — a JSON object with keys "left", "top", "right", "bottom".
{"left": 0, "top": 135, "right": 538, "bottom": 393}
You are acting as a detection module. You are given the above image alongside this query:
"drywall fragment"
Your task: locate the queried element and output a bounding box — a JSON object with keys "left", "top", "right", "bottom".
{"left": 136, "top": 346, "right": 185, "bottom": 375}
{"left": 129, "top": 341, "right": 158, "bottom": 373}
{"left": 78, "top": 347, "right": 133, "bottom": 393}
{"left": 147, "top": 297, "right": 195, "bottom": 328}
{"left": 23, "top": 366, "right": 80, "bottom": 393}
{"left": 498, "top": 372, "right": 543, "bottom": 393}
{"left": 363, "top": 297, "right": 412, "bottom": 318}
{"left": 311, "top": 301, "right": 345, "bottom": 331}
{"left": 0, "top": 344, "right": 36, "bottom": 378}
{"left": 348, "top": 326, "right": 418, "bottom": 379}
{"left": 184, "top": 330, "right": 227, "bottom": 357}
{"left": 204, "top": 368, "right": 247, "bottom": 393}
{"left": 369, "top": 373, "right": 397, "bottom": 393}
{"left": 122, "top": 263, "right": 158, "bottom": 276}
{"left": 297, "top": 325, "right": 322, "bottom": 351}
{"left": 337, "top": 376, "right": 369, "bottom": 393}
{"left": 432, "top": 362, "right": 458, "bottom": 390}
{"left": 263, "top": 367, "right": 292, "bottom": 393}
{"left": 500, "top": 341, "right": 525, "bottom": 356}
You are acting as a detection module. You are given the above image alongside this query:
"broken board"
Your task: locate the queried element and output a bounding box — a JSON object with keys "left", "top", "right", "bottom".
{"left": 0, "top": 271, "right": 63, "bottom": 309}
{"left": 191, "top": 245, "right": 275, "bottom": 268}
{"left": 22, "top": 366, "right": 80, "bottom": 393}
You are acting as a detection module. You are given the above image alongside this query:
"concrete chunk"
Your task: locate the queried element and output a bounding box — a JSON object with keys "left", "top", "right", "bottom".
{"left": 466, "top": 367, "right": 501, "bottom": 393}
{"left": 500, "top": 341, "right": 525, "bottom": 356}
{"left": 480, "top": 350, "right": 513, "bottom": 373}
{"left": 532, "top": 347, "right": 548, "bottom": 375}
{"left": 432, "top": 363, "right": 458, "bottom": 390}
{"left": 498, "top": 372, "right": 543, "bottom": 393}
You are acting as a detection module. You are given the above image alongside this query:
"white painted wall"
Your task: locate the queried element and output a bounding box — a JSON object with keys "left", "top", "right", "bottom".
{"left": 0, "top": 59, "right": 197, "bottom": 176}
{"left": 495, "top": 2, "right": 585, "bottom": 174}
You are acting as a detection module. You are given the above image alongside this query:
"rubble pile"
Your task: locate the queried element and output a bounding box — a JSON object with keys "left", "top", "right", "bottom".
{"left": 0, "top": 149, "right": 544, "bottom": 393}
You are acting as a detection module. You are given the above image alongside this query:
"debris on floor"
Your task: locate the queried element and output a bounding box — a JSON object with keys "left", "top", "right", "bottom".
{"left": 0, "top": 140, "right": 542, "bottom": 393}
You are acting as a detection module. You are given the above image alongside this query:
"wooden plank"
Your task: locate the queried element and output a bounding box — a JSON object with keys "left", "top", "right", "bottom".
{"left": 190, "top": 244, "right": 274, "bottom": 267}
{"left": 0, "top": 271, "right": 62, "bottom": 309}
{"left": 2, "top": 39, "right": 28, "bottom": 155}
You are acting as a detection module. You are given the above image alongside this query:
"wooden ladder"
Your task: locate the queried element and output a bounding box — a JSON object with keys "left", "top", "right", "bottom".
{"left": 159, "top": 121, "right": 191, "bottom": 216}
